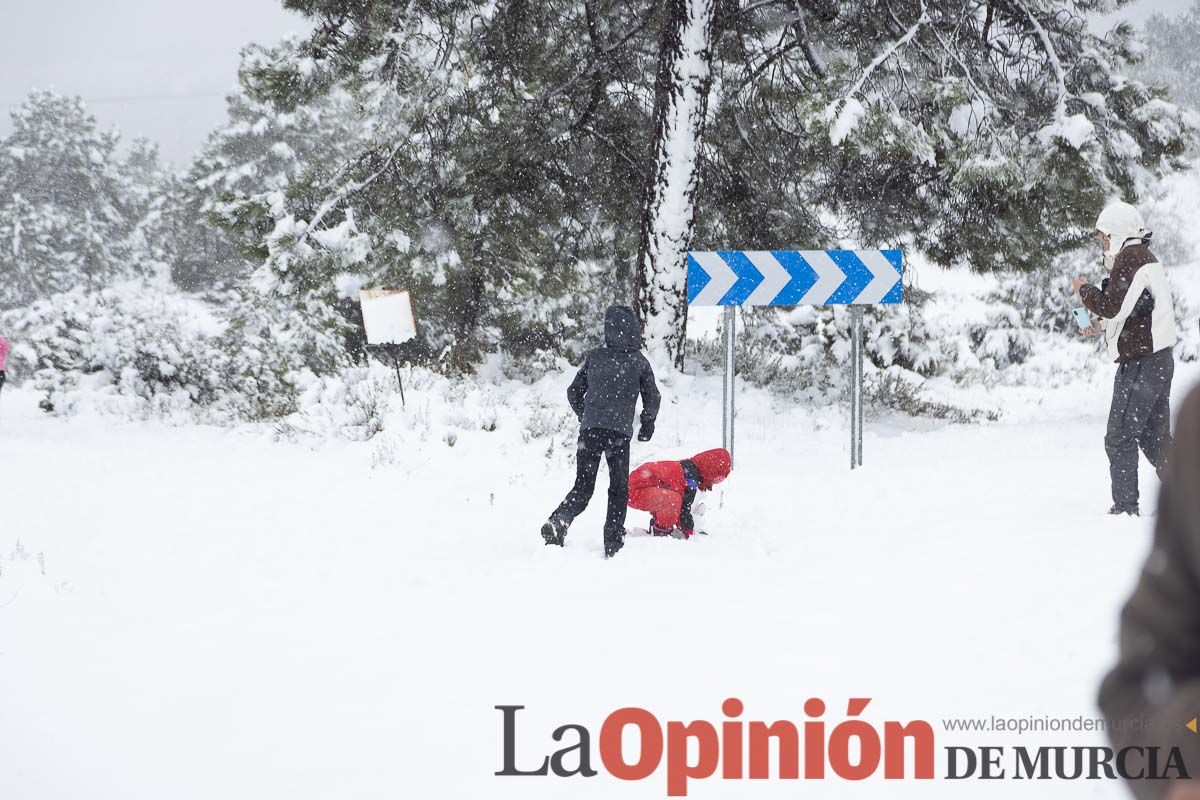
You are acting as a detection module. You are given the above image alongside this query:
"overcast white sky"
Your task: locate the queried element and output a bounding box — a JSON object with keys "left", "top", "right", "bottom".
{"left": 0, "top": 0, "right": 1193, "bottom": 168}
{"left": 0, "top": 0, "right": 311, "bottom": 166}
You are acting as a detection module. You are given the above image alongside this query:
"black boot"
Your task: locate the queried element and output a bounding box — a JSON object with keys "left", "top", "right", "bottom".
{"left": 1108, "top": 504, "right": 1140, "bottom": 517}
{"left": 604, "top": 531, "right": 625, "bottom": 559}
{"left": 541, "top": 516, "right": 568, "bottom": 546}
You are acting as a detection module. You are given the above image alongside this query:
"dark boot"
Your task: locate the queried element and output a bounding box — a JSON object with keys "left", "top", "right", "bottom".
{"left": 1108, "top": 504, "right": 1140, "bottom": 517}
{"left": 604, "top": 531, "right": 625, "bottom": 558}
{"left": 541, "top": 516, "right": 568, "bottom": 546}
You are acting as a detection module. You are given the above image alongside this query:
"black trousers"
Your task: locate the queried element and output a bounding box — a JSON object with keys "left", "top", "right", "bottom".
{"left": 1105, "top": 348, "right": 1174, "bottom": 510}
{"left": 552, "top": 427, "right": 630, "bottom": 542}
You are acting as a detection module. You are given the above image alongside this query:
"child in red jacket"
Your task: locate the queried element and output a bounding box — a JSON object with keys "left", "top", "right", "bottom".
{"left": 627, "top": 448, "right": 731, "bottom": 538}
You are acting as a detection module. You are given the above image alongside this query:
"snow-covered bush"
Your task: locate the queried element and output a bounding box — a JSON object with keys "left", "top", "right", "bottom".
{"left": 216, "top": 296, "right": 342, "bottom": 422}
{"left": 1, "top": 283, "right": 226, "bottom": 418}
{"left": 691, "top": 298, "right": 942, "bottom": 406}
{"left": 1143, "top": 170, "right": 1200, "bottom": 266}
{"left": 521, "top": 397, "right": 576, "bottom": 444}
{"left": 991, "top": 256, "right": 1097, "bottom": 335}
{"left": 965, "top": 305, "right": 1033, "bottom": 370}
{"left": 868, "top": 367, "right": 1000, "bottom": 423}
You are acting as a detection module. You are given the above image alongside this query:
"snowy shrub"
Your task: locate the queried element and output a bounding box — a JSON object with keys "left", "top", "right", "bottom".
{"left": 496, "top": 348, "right": 579, "bottom": 384}
{"left": 521, "top": 398, "right": 575, "bottom": 444}
{"left": 868, "top": 367, "right": 1000, "bottom": 423}
{"left": 2, "top": 283, "right": 226, "bottom": 418}
{"left": 216, "top": 287, "right": 353, "bottom": 421}
{"left": 1172, "top": 285, "right": 1200, "bottom": 363}
{"left": 691, "top": 298, "right": 942, "bottom": 407}
{"left": 991, "top": 258, "right": 1098, "bottom": 335}
{"left": 1144, "top": 178, "right": 1200, "bottom": 267}
{"left": 287, "top": 367, "right": 394, "bottom": 440}
{"left": 965, "top": 305, "right": 1033, "bottom": 370}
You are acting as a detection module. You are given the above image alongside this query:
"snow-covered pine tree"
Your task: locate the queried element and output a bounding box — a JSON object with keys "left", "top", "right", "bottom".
{"left": 1137, "top": 0, "right": 1200, "bottom": 116}
{"left": 177, "top": 36, "right": 372, "bottom": 413}
{"left": 0, "top": 91, "right": 161, "bottom": 309}
{"left": 216, "top": 0, "right": 656, "bottom": 372}
{"left": 635, "top": 0, "right": 719, "bottom": 370}
{"left": 177, "top": 34, "right": 366, "bottom": 295}
{"left": 122, "top": 138, "right": 178, "bottom": 283}
{"left": 697, "top": 0, "right": 1196, "bottom": 269}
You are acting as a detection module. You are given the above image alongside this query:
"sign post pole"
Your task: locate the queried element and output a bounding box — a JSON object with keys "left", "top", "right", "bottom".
{"left": 850, "top": 306, "right": 864, "bottom": 469}
{"left": 388, "top": 345, "right": 407, "bottom": 409}
{"left": 722, "top": 305, "right": 736, "bottom": 464}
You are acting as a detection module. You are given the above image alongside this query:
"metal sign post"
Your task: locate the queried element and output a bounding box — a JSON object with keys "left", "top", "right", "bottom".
{"left": 722, "top": 306, "right": 736, "bottom": 463}
{"left": 387, "top": 345, "right": 407, "bottom": 408}
{"left": 850, "top": 306, "right": 864, "bottom": 470}
{"left": 686, "top": 249, "right": 902, "bottom": 471}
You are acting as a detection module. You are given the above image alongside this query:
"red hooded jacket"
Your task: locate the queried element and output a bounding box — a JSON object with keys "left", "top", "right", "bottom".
{"left": 627, "top": 448, "right": 731, "bottom": 529}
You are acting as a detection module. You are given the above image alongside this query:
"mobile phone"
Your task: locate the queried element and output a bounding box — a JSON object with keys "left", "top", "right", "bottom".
{"left": 1073, "top": 307, "right": 1091, "bottom": 330}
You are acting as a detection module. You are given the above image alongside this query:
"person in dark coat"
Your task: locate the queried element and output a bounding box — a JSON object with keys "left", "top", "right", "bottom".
{"left": 1073, "top": 201, "right": 1178, "bottom": 516}
{"left": 628, "top": 448, "right": 731, "bottom": 538}
{"left": 1099, "top": 384, "right": 1200, "bottom": 799}
{"left": 542, "top": 306, "right": 661, "bottom": 557}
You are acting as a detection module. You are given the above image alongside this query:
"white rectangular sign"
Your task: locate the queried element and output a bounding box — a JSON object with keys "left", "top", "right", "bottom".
{"left": 359, "top": 288, "right": 416, "bottom": 345}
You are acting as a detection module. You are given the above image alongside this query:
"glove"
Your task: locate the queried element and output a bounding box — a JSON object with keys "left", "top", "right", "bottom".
{"left": 637, "top": 423, "right": 653, "bottom": 442}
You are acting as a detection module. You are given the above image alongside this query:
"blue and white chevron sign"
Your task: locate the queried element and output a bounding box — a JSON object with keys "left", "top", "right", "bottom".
{"left": 687, "top": 250, "right": 904, "bottom": 306}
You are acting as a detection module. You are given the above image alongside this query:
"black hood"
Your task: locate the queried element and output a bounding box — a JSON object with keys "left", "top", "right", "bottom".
{"left": 604, "top": 305, "right": 640, "bottom": 351}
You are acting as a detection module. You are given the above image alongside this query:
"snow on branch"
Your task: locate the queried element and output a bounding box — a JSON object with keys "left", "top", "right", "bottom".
{"left": 1014, "top": 0, "right": 1068, "bottom": 119}
{"left": 1014, "top": 0, "right": 1096, "bottom": 150}
{"left": 302, "top": 140, "right": 405, "bottom": 244}
{"left": 792, "top": 0, "right": 827, "bottom": 79}
{"left": 826, "top": 1, "right": 927, "bottom": 144}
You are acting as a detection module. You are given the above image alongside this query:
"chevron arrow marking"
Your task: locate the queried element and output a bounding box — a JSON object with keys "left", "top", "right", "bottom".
{"left": 715, "top": 251, "right": 765, "bottom": 306}
{"left": 826, "top": 250, "right": 874, "bottom": 304}
{"left": 853, "top": 250, "right": 904, "bottom": 304}
{"left": 689, "top": 252, "right": 738, "bottom": 306}
{"left": 796, "top": 251, "right": 846, "bottom": 305}
{"left": 686, "top": 254, "right": 711, "bottom": 303}
{"left": 770, "top": 251, "right": 817, "bottom": 304}
{"left": 744, "top": 251, "right": 792, "bottom": 306}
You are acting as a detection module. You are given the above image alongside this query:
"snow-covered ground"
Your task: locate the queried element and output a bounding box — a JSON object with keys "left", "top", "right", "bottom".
{"left": 2, "top": 344, "right": 1197, "bottom": 798}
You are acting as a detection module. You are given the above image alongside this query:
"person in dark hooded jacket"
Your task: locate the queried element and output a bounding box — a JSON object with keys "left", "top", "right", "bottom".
{"left": 542, "top": 306, "right": 661, "bottom": 557}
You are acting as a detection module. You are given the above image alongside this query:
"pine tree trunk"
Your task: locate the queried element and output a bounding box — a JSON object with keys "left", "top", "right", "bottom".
{"left": 634, "top": 0, "right": 717, "bottom": 371}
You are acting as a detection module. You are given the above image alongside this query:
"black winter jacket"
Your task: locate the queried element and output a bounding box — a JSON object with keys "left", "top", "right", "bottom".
{"left": 567, "top": 306, "right": 661, "bottom": 439}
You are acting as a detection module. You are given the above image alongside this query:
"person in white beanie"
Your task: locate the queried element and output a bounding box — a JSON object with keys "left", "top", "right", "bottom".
{"left": 1072, "top": 201, "right": 1178, "bottom": 516}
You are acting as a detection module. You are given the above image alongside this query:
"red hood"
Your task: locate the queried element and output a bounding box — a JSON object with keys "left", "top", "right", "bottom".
{"left": 691, "top": 448, "right": 731, "bottom": 490}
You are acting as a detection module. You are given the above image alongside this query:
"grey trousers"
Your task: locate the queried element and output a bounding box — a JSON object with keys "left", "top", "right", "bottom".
{"left": 1105, "top": 348, "right": 1174, "bottom": 510}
